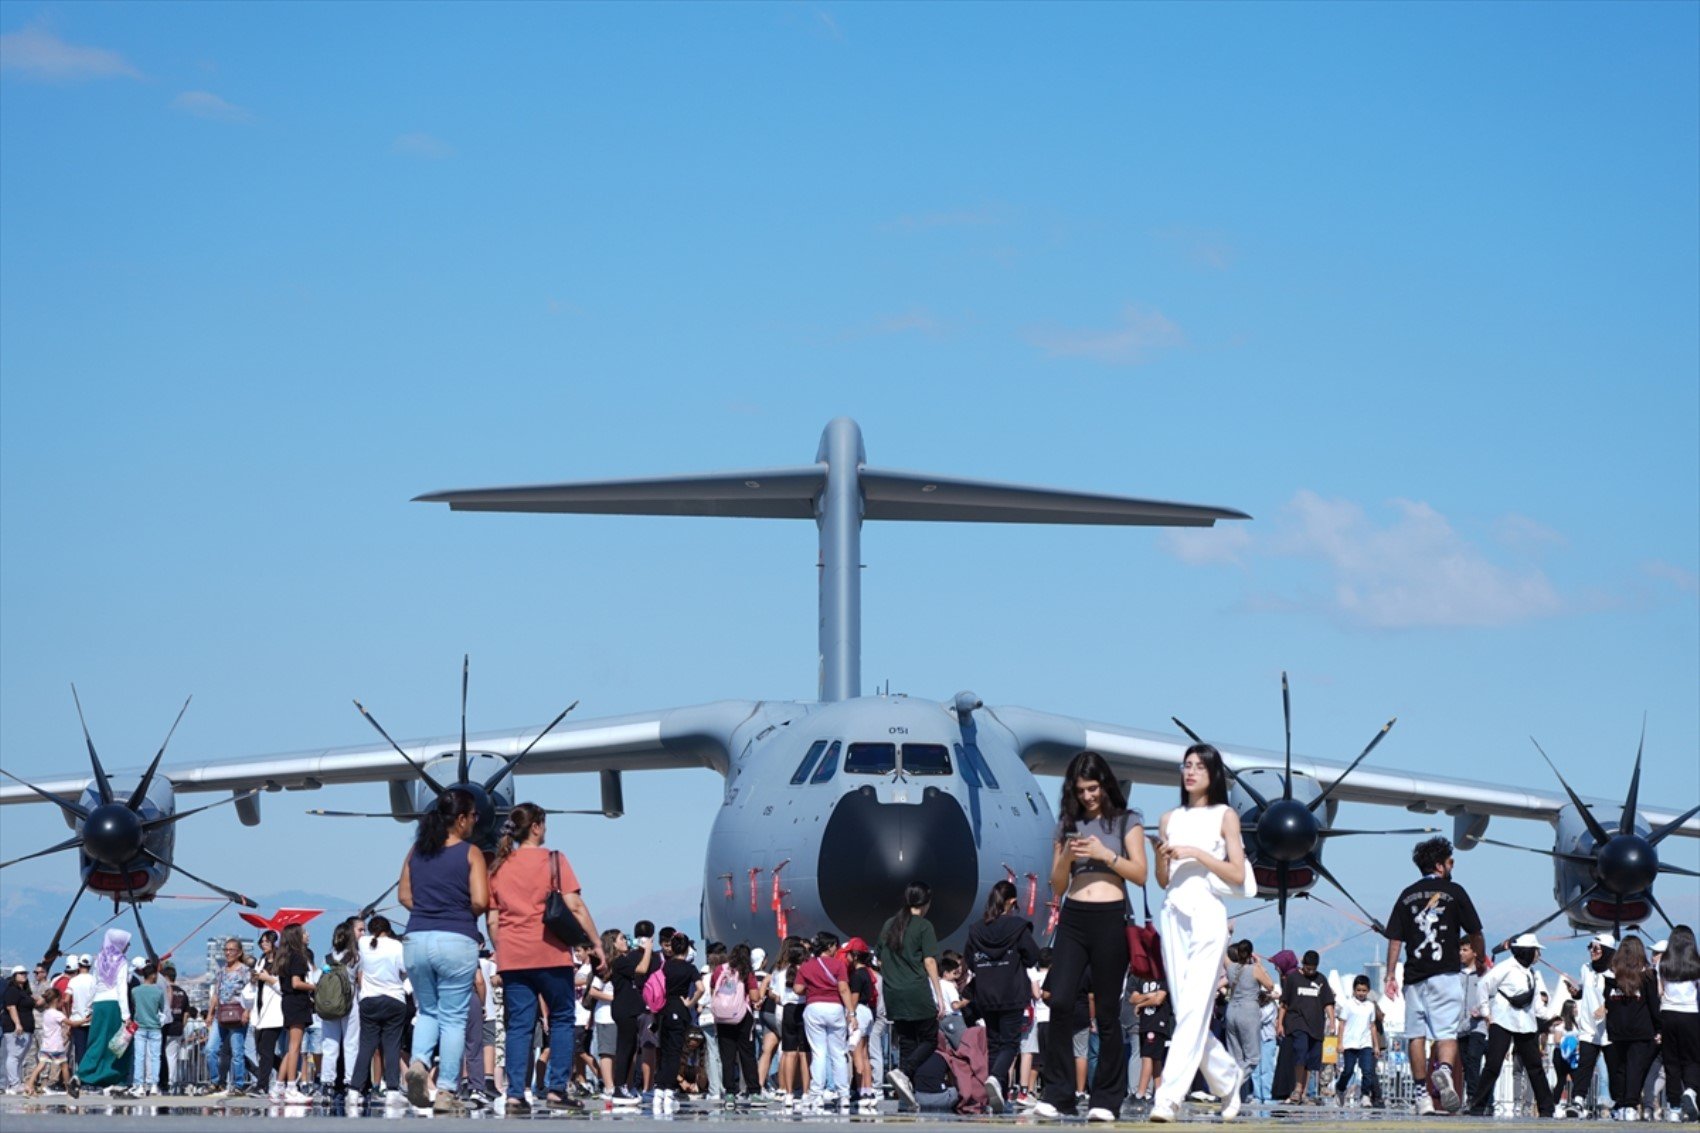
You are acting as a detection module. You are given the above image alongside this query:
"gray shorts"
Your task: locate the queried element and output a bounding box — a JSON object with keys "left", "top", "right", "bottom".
{"left": 482, "top": 1020, "right": 497, "bottom": 1047}
{"left": 595, "top": 1022, "right": 617, "bottom": 1058}
{"left": 1072, "top": 1027, "right": 1089, "bottom": 1059}
{"left": 1404, "top": 973, "right": 1466, "bottom": 1042}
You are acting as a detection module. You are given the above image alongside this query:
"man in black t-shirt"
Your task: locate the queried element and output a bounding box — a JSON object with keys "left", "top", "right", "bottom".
{"left": 1277, "top": 952, "right": 1335, "bottom": 1103}
{"left": 1383, "top": 836, "right": 1484, "bottom": 1115}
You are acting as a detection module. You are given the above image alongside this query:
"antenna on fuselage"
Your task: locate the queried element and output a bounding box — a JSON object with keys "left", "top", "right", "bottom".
{"left": 415, "top": 418, "right": 1250, "bottom": 704}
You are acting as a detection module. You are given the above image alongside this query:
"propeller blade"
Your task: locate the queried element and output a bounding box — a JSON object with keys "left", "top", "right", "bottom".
{"left": 483, "top": 700, "right": 580, "bottom": 794}
{"left": 70, "top": 684, "right": 114, "bottom": 806}
{"left": 142, "top": 790, "right": 259, "bottom": 829}
{"left": 1281, "top": 672, "right": 1293, "bottom": 802}
{"left": 126, "top": 896, "right": 159, "bottom": 963}
{"left": 1647, "top": 804, "right": 1700, "bottom": 847}
{"left": 539, "top": 808, "right": 608, "bottom": 815}
{"left": 1530, "top": 738, "right": 1613, "bottom": 848}
{"left": 0, "top": 768, "right": 89, "bottom": 822}
{"left": 42, "top": 881, "right": 89, "bottom": 967}
{"left": 141, "top": 848, "right": 256, "bottom": 908}
{"left": 458, "top": 654, "right": 470, "bottom": 784}
{"left": 352, "top": 700, "right": 448, "bottom": 796}
{"left": 1473, "top": 837, "right": 1598, "bottom": 867}
{"left": 1621, "top": 718, "right": 1645, "bottom": 837}
{"left": 1318, "top": 826, "right": 1439, "bottom": 838}
{"left": 0, "top": 834, "right": 84, "bottom": 870}
{"left": 361, "top": 879, "right": 401, "bottom": 920}
{"left": 1492, "top": 884, "right": 1602, "bottom": 955}
{"left": 1277, "top": 860, "right": 1290, "bottom": 946}
{"left": 1309, "top": 718, "right": 1398, "bottom": 814}
{"left": 1171, "top": 717, "right": 1204, "bottom": 745}
{"left": 1659, "top": 863, "right": 1700, "bottom": 878}
{"left": 305, "top": 809, "right": 427, "bottom": 820}
{"left": 127, "top": 696, "right": 192, "bottom": 812}
{"left": 1305, "top": 854, "right": 1386, "bottom": 934}
{"left": 1645, "top": 890, "right": 1675, "bottom": 932}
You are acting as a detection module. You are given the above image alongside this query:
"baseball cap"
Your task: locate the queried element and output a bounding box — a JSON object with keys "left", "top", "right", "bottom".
{"left": 9, "top": 966, "right": 24, "bottom": 975}
{"left": 1589, "top": 932, "right": 1616, "bottom": 949}
{"left": 1511, "top": 933, "right": 1542, "bottom": 950}
{"left": 78, "top": 955, "right": 91, "bottom": 967}
{"left": 843, "top": 937, "right": 870, "bottom": 954}
{"left": 1653, "top": 939, "right": 1668, "bottom": 954}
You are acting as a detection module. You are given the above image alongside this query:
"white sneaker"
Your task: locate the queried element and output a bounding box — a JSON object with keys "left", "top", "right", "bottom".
{"left": 888, "top": 1069, "right": 916, "bottom": 1109}
{"left": 1034, "top": 1100, "right": 1066, "bottom": 1119}
{"left": 283, "top": 1087, "right": 311, "bottom": 1105}
{"left": 1149, "top": 1101, "right": 1177, "bottom": 1122}
{"left": 1682, "top": 1091, "right": 1699, "bottom": 1123}
{"left": 1431, "top": 1064, "right": 1460, "bottom": 1113}
{"left": 1087, "top": 1106, "right": 1118, "bottom": 1122}
{"left": 344, "top": 1088, "right": 361, "bottom": 1111}
{"left": 384, "top": 1089, "right": 409, "bottom": 1108}
{"left": 986, "top": 1076, "right": 1006, "bottom": 1115}
{"left": 1417, "top": 1091, "right": 1436, "bottom": 1116}
{"left": 268, "top": 1081, "right": 284, "bottom": 1103}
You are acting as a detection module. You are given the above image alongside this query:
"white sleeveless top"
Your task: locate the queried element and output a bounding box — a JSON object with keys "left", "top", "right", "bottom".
{"left": 1164, "top": 804, "right": 1231, "bottom": 913}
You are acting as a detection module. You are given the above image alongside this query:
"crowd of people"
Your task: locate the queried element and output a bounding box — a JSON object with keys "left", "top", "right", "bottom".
{"left": 1, "top": 747, "right": 1696, "bottom": 1123}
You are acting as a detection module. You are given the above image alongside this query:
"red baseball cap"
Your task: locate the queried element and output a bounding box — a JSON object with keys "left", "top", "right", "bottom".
{"left": 844, "top": 937, "right": 870, "bottom": 953}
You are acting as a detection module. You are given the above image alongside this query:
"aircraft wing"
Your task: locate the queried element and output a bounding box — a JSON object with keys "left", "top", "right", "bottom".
{"left": 990, "top": 705, "right": 1700, "bottom": 840}
{"left": 0, "top": 701, "right": 763, "bottom": 805}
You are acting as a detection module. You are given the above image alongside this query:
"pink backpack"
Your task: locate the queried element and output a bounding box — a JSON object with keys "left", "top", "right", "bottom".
{"left": 710, "top": 964, "right": 749, "bottom": 1024}
{"left": 642, "top": 967, "right": 667, "bottom": 1014}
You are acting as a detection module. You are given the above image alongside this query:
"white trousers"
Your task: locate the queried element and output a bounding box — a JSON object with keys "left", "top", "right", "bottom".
{"left": 318, "top": 1010, "right": 361, "bottom": 1085}
{"left": 803, "top": 1003, "right": 850, "bottom": 1095}
{"left": 1154, "top": 897, "right": 1239, "bottom": 1110}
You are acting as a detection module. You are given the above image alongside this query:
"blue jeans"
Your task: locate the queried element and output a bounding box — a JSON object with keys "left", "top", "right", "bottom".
{"left": 209, "top": 1021, "right": 247, "bottom": 1089}
{"left": 403, "top": 931, "right": 479, "bottom": 1084}
{"left": 501, "top": 966, "right": 577, "bottom": 1100}
{"left": 1337, "top": 1047, "right": 1380, "bottom": 1101}
{"left": 131, "top": 1028, "right": 162, "bottom": 1088}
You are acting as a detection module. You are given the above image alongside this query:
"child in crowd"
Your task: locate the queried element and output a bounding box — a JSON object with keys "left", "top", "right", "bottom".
{"left": 129, "top": 964, "right": 166, "bottom": 1096}
{"left": 1334, "top": 975, "right": 1383, "bottom": 1108}
{"left": 24, "top": 988, "right": 71, "bottom": 1096}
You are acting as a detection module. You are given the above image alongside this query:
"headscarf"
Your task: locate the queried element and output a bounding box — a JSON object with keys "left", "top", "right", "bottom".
{"left": 95, "top": 928, "right": 131, "bottom": 988}
{"left": 1269, "top": 949, "right": 1299, "bottom": 977}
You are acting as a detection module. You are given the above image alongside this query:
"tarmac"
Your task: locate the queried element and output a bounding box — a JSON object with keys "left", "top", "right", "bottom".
{"left": 0, "top": 1093, "right": 1660, "bottom": 1133}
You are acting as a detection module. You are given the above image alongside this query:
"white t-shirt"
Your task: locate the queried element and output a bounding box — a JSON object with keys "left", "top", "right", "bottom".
{"left": 358, "top": 937, "right": 407, "bottom": 1002}
{"left": 574, "top": 962, "right": 592, "bottom": 1027}
{"left": 1029, "top": 968, "right": 1049, "bottom": 1024}
{"left": 483, "top": 958, "right": 500, "bottom": 1022}
{"left": 67, "top": 972, "right": 95, "bottom": 1022}
{"left": 1338, "top": 996, "right": 1377, "bottom": 1050}
{"left": 777, "top": 965, "right": 800, "bottom": 1007}
{"left": 252, "top": 958, "right": 284, "bottom": 1030}
{"left": 937, "top": 978, "right": 961, "bottom": 1014}
{"left": 1663, "top": 978, "right": 1698, "bottom": 1014}
{"left": 591, "top": 977, "right": 614, "bottom": 1025}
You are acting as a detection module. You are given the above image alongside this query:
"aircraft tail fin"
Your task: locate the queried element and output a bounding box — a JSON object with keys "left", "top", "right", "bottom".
{"left": 414, "top": 466, "right": 825, "bottom": 519}
{"left": 860, "top": 468, "right": 1248, "bottom": 526}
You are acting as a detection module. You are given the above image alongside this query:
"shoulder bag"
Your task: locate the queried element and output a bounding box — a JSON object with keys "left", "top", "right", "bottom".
{"left": 542, "top": 851, "right": 594, "bottom": 949}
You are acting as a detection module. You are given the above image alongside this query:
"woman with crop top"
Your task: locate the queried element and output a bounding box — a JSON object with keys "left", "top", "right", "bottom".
{"left": 1151, "top": 743, "right": 1249, "bottom": 1123}
{"left": 397, "top": 788, "right": 489, "bottom": 1115}
{"left": 1036, "top": 750, "right": 1148, "bottom": 1122}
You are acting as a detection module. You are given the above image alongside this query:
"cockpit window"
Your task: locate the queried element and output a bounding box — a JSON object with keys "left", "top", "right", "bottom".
{"left": 902, "top": 743, "right": 952, "bottom": 776}
{"left": 960, "top": 741, "right": 999, "bottom": 789}
{"left": 790, "top": 740, "right": 828, "bottom": 785}
{"left": 844, "top": 742, "right": 896, "bottom": 774}
{"left": 810, "top": 741, "right": 841, "bottom": 784}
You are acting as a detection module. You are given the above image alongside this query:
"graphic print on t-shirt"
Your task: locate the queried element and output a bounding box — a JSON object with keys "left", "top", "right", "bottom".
{"left": 1385, "top": 877, "right": 1482, "bottom": 985}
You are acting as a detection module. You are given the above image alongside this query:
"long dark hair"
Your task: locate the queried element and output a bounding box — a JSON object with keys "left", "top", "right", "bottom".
{"left": 728, "top": 943, "right": 753, "bottom": 982}
{"left": 493, "top": 801, "right": 546, "bottom": 874}
{"left": 280, "top": 924, "right": 309, "bottom": 976}
{"left": 811, "top": 931, "right": 839, "bottom": 956}
{"left": 365, "top": 915, "right": 397, "bottom": 951}
{"left": 982, "top": 880, "right": 1018, "bottom": 923}
{"left": 1057, "top": 751, "right": 1129, "bottom": 833}
{"left": 1662, "top": 925, "right": 1700, "bottom": 983}
{"left": 331, "top": 917, "right": 356, "bottom": 961}
{"left": 416, "top": 787, "right": 477, "bottom": 857}
{"left": 1227, "top": 939, "right": 1254, "bottom": 965}
{"left": 1180, "top": 743, "right": 1230, "bottom": 808}
{"left": 1612, "top": 935, "right": 1649, "bottom": 995}
{"left": 881, "top": 882, "right": 932, "bottom": 952}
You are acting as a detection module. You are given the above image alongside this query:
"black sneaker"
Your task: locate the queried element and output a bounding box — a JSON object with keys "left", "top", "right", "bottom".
{"left": 68, "top": 1077, "right": 81, "bottom": 1099}
{"left": 506, "top": 1096, "right": 532, "bottom": 1115}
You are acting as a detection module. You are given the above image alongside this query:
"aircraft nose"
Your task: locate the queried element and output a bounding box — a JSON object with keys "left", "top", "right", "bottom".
{"left": 818, "top": 786, "right": 978, "bottom": 944}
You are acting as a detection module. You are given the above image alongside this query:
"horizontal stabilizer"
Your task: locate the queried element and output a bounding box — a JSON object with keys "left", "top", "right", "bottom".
{"left": 861, "top": 468, "right": 1249, "bottom": 526}
{"left": 414, "top": 467, "right": 825, "bottom": 519}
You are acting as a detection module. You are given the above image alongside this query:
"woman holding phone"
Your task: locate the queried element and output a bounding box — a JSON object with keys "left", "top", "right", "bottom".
{"left": 1037, "top": 750, "right": 1147, "bottom": 1123}
{"left": 1151, "top": 743, "right": 1248, "bottom": 1122}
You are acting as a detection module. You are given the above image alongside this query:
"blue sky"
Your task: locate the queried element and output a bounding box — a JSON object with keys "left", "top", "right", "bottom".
{"left": 2, "top": 2, "right": 1696, "bottom": 971}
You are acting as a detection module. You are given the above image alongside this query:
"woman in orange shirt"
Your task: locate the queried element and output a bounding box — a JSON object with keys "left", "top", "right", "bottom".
{"left": 487, "top": 803, "right": 605, "bottom": 1115}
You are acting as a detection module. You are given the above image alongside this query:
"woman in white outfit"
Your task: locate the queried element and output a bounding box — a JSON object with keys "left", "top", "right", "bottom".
{"left": 1152, "top": 743, "right": 1248, "bottom": 1123}
{"left": 318, "top": 917, "right": 363, "bottom": 1095}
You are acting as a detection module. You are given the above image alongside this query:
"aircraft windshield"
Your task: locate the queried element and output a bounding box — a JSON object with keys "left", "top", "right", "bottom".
{"left": 844, "top": 742, "right": 896, "bottom": 774}
{"left": 902, "top": 744, "right": 951, "bottom": 775}
{"left": 810, "top": 741, "right": 842, "bottom": 784}
{"left": 790, "top": 740, "right": 829, "bottom": 785}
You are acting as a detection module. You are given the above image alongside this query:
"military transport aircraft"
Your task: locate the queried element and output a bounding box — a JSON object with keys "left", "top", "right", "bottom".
{"left": 2, "top": 418, "right": 1696, "bottom": 955}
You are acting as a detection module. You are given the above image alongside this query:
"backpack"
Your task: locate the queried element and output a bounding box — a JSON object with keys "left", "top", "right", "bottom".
{"left": 710, "top": 964, "right": 749, "bottom": 1025}
{"left": 314, "top": 961, "right": 354, "bottom": 1020}
{"left": 642, "top": 967, "right": 667, "bottom": 1014}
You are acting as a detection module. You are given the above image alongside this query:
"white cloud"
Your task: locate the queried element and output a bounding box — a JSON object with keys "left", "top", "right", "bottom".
{"left": 0, "top": 24, "right": 141, "bottom": 82}
{"left": 390, "top": 132, "right": 454, "bottom": 159}
{"left": 171, "top": 90, "right": 253, "bottom": 124}
{"left": 1493, "top": 513, "right": 1568, "bottom": 553}
{"left": 1643, "top": 559, "right": 1700, "bottom": 597}
{"left": 1025, "top": 305, "right": 1184, "bottom": 367}
{"left": 1162, "top": 490, "right": 1567, "bottom": 630}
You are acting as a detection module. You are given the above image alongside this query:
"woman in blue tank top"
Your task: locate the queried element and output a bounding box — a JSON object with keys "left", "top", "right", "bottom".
{"left": 398, "top": 788, "right": 489, "bottom": 1115}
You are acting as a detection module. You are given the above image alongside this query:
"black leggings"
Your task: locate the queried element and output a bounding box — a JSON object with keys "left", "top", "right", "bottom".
{"left": 351, "top": 996, "right": 404, "bottom": 1093}
{"left": 891, "top": 1016, "right": 938, "bottom": 1084}
{"left": 1041, "top": 899, "right": 1129, "bottom": 1114}
{"left": 1468, "top": 1025, "right": 1554, "bottom": 1116}
{"left": 253, "top": 1026, "right": 282, "bottom": 1090}
{"left": 1607, "top": 1038, "right": 1656, "bottom": 1109}
{"left": 716, "top": 1014, "right": 759, "bottom": 1096}
{"left": 981, "top": 1008, "right": 1024, "bottom": 1092}
{"left": 1552, "top": 1048, "right": 1575, "bottom": 1102}
{"left": 1576, "top": 1041, "right": 1609, "bottom": 1109}
{"left": 613, "top": 1013, "right": 641, "bottom": 1092}
{"left": 655, "top": 1001, "right": 691, "bottom": 1092}
{"left": 1665, "top": 1014, "right": 1700, "bottom": 1105}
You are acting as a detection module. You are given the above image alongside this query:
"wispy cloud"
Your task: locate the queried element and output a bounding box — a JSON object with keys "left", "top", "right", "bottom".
{"left": 1493, "top": 513, "right": 1568, "bottom": 553}
{"left": 390, "top": 131, "right": 454, "bottom": 159}
{"left": 879, "top": 205, "right": 1005, "bottom": 233}
{"left": 0, "top": 24, "right": 141, "bottom": 83}
{"left": 1024, "top": 304, "right": 1184, "bottom": 367}
{"left": 1165, "top": 491, "right": 1567, "bottom": 630}
{"left": 1155, "top": 226, "right": 1236, "bottom": 271}
{"left": 1643, "top": 559, "right": 1699, "bottom": 597}
{"left": 171, "top": 90, "right": 253, "bottom": 124}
